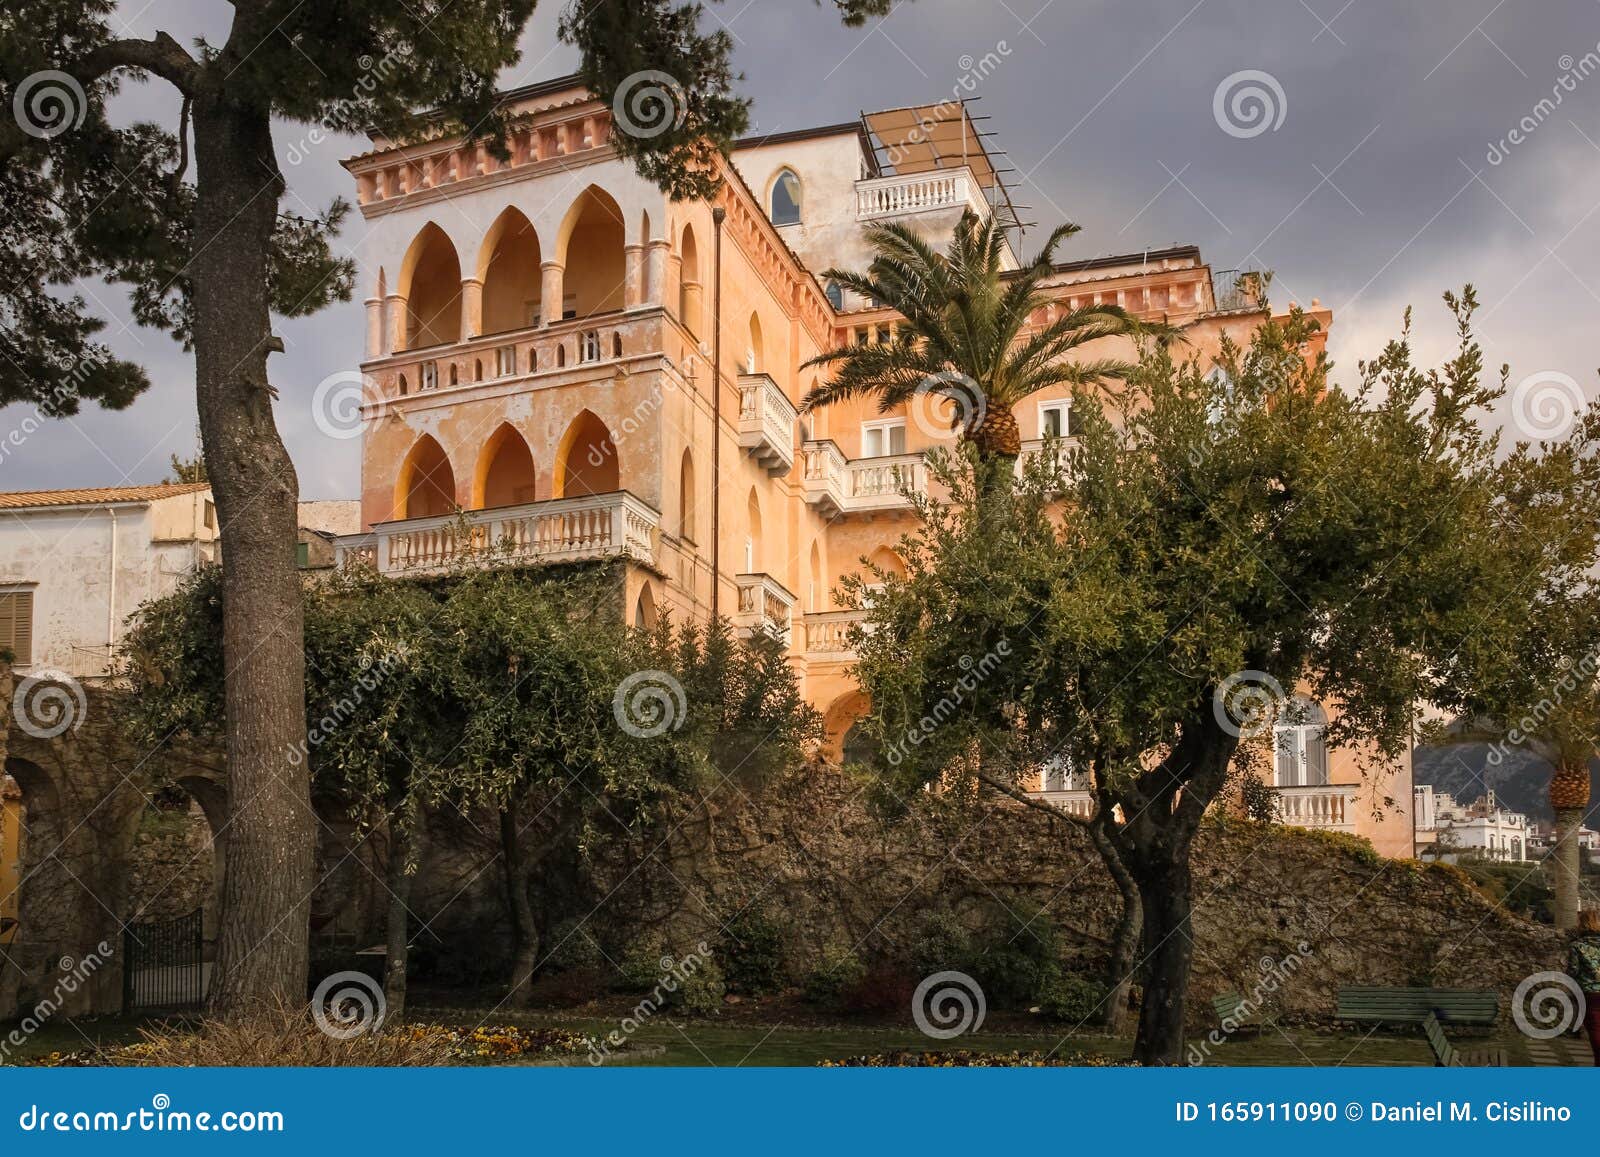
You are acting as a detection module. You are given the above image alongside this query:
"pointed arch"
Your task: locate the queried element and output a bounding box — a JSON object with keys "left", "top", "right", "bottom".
{"left": 395, "top": 435, "right": 457, "bottom": 519}
{"left": 478, "top": 207, "right": 542, "bottom": 334}
{"left": 555, "top": 409, "right": 619, "bottom": 497}
{"left": 397, "top": 222, "right": 461, "bottom": 349}
{"left": 769, "top": 167, "right": 802, "bottom": 226}
{"left": 557, "top": 185, "right": 626, "bottom": 318}
{"left": 473, "top": 423, "right": 538, "bottom": 510}
{"left": 634, "top": 583, "right": 659, "bottom": 630}
{"left": 679, "top": 223, "right": 701, "bottom": 335}
{"left": 808, "top": 540, "right": 824, "bottom": 612}
{"left": 866, "top": 545, "right": 907, "bottom": 579}
{"left": 678, "top": 449, "right": 697, "bottom": 543}
{"left": 746, "top": 312, "right": 764, "bottom": 374}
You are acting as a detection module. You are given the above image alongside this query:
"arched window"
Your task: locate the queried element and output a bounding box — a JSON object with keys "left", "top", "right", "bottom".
{"left": 679, "top": 224, "right": 702, "bottom": 336}
{"left": 556, "top": 410, "right": 619, "bottom": 497}
{"left": 825, "top": 280, "right": 844, "bottom": 310}
{"left": 478, "top": 208, "right": 542, "bottom": 334}
{"left": 634, "top": 584, "right": 659, "bottom": 630}
{"left": 1272, "top": 698, "right": 1329, "bottom": 787}
{"left": 744, "top": 488, "right": 762, "bottom": 573}
{"left": 398, "top": 222, "right": 462, "bottom": 349}
{"left": 397, "top": 436, "right": 457, "bottom": 520}
{"left": 746, "top": 312, "right": 763, "bottom": 374}
{"left": 475, "top": 424, "right": 537, "bottom": 509}
{"left": 679, "top": 450, "right": 697, "bottom": 543}
{"left": 769, "top": 168, "right": 801, "bottom": 226}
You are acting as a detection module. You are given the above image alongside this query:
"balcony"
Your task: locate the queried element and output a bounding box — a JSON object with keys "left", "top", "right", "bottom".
{"left": 737, "top": 373, "right": 797, "bottom": 475}
{"left": 801, "top": 441, "right": 928, "bottom": 517}
{"left": 1017, "top": 437, "right": 1082, "bottom": 480}
{"left": 855, "top": 168, "right": 991, "bottom": 222}
{"left": 734, "top": 573, "right": 796, "bottom": 642}
{"left": 1273, "top": 784, "right": 1359, "bottom": 834}
{"left": 333, "top": 491, "right": 659, "bottom": 577}
{"left": 802, "top": 609, "right": 866, "bottom": 659}
{"left": 1028, "top": 789, "right": 1096, "bottom": 821}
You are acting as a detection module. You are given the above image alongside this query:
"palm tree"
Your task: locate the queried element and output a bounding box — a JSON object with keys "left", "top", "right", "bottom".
{"left": 800, "top": 210, "right": 1150, "bottom": 459}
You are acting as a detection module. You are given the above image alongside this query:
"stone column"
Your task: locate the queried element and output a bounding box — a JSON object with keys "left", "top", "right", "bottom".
{"left": 364, "top": 298, "right": 384, "bottom": 360}
{"left": 681, "top": 279, "right": 703, "bottom": 336}
{"left": 540, "top": 261, "right": 565, "bottom": 326}
{"left": 460, "top": 277, "right": 483, "bottom": 340}
{"left": 623, "top": 244, "right": 645, "bottom": 310}
{"left": 384, "top": 294, "right": 408, "bottom": 354}
{"left": 645, "top": 240, "right": 671, "bottom": 308}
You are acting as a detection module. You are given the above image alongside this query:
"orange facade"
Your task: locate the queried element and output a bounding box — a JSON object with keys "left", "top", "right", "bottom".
{"left": 337, "top": 79, "right": 1408, "bottom": 857}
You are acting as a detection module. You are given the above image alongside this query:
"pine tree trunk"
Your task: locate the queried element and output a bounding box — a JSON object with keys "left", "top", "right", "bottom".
{"left": 500, "top": 805, "right": 539, "bottom": 1007}
{"left": 190, "top": 95, "right": 313, "bottom": 1014}
{"left": 382, "top": 805, "right": 423, "bottom": 1021}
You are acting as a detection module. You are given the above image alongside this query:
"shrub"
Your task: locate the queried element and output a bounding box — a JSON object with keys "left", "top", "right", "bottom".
{"left": 802, "top": 944, "right": 867, "bottom": 1007}
{"left": 909, "top": 910, "right": 973, "bottom": 978}
{"left": 664, "top": 957, "right": 726, "bottom": 1016}
{"left": 969, "top": 904, "right": 1062, "bottom": 1010}
{"left": 615, "top": 937, "right": 669, "bottom": 991}
{"left": 718, "top": 908, "right": 787, "bottom": 995}
{"left": 544, "top": 917, "right": 606, "bottom": 972}
{"left": 1037, "top": 972, "right": 1111, "bottom": 1024}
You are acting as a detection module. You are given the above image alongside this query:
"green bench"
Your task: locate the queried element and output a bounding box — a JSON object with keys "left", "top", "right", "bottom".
{"left": 1211, "top": 991, "right": 1271, "bottom": 1034}
{"left": 1423, "top": 1012, "right": 1507, "bottom": 1067}
{"left": 1336, "top": 986, "right": 1499, "bottom": 1027}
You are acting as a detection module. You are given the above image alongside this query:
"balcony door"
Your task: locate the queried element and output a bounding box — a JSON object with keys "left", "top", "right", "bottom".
{"left": 1273, "top": 698, "right": 1329, "bottom": 787}
{"left": 860, "top": 420, "right": 906, "bottom": 459}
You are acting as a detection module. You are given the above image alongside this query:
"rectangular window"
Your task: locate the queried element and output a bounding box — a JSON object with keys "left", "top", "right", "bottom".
{"left": 419, "top": 360, "right": 439, "bottom": 391}
{"left": 0, "top": 589, "right": 34, "bottom": 665}
{"left": 203, "top": 501, "right": 215, "bottom": 530}
{"left": 1040, "top": 400, "right": 1078, "bottom": 438}
{"left": 875, "top": 324, "right": 892, "bottom": 346}
{"left": 495, "top": 346, "right": 517, "bottom": 377}
{"left": 579, "top": 330, "right": 601, "bottom": 363}
{"left": 860, "top": 421, "right": 906, "bottom": 458}
{"left": 854, "top": 327, "right": 870, "bottom": 347}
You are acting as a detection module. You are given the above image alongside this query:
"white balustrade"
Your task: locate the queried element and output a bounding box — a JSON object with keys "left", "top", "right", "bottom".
{"left": 1273, "top": 784, "right": 1359, "bottom": 833}
{"left": 737, "top": 373, "right": 798, "bottom": 475}
{"left": 855, "top": 169, "right": 990, "bottom": 221}
{"left": 802, "top": 609, "right": 865, "bottom": 657}
{"left": 733, "top": 573, "right": 796, "bottom": 641}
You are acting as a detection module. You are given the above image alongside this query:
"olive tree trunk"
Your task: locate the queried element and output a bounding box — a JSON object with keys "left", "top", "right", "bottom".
{"left": 190, "top": 94, "right": 314, "bottom": 1013}
{"left": 382, "top": 805, "right": 424, "bottom": 1020}
{"left": 500, "top": 805, "right": 540, "bottom": 1007}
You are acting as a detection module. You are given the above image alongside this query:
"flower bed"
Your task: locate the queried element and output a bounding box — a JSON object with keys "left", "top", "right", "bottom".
{"left": 819, "top": 1049, "right": 1133, "bottom": 1067}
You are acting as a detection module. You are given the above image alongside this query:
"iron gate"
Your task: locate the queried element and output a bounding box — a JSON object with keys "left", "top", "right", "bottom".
{"left": 122, "top": 908, "right": 205, "bottom": 1012}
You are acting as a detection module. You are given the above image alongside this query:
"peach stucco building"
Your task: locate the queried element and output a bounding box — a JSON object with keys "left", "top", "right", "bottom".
{"left": 335, "top": 78, "right": 1411, "bottom": 858}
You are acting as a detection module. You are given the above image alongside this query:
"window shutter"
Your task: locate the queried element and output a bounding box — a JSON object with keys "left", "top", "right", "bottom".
{"left": 0, "top": 592, "right": 32, "bottom": 665}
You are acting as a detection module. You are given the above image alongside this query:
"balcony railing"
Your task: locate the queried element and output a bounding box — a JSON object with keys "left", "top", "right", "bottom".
{"left": 801, "top": 441, "right": 928, "bottom": 516}
{"left": 335, "top": 491, "right": 659, "bottom": 577}
{"left": 1273, "top": 784, "right": 1359, "bottom": 833}
{"left": 1017, "top": 437, "right": 1082, "bottom": 481}
{"left": 734, "top": 573, "right": 796, "bottom": 641}
{"left": 855, "top": 168, "right": 990, "bottom": 221}
{"left": 802, "top": 609, "right": 866, "bottom": 658}
{"left": 1026, "top": 789, "right": 1095, "bottom": 820}
{"left": 737, "top": 373, "right": 798, "bottom": 475}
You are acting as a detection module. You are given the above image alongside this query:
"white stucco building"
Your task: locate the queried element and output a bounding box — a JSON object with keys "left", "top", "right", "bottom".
{"left": 1414, "top": 785, "right": 1533, "bottom": 862}
{"left": 0, "top": 484, "right": 218, "bottom": 681}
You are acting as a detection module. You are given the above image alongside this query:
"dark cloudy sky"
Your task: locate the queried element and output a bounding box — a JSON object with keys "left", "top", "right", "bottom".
{"left": 8, "top": 0, "right": 1599, "bottom": 496}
